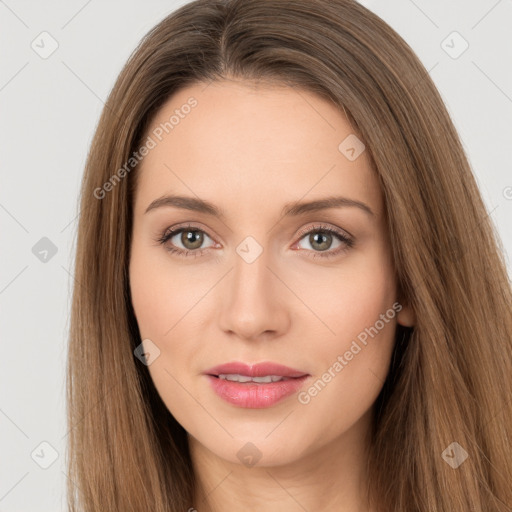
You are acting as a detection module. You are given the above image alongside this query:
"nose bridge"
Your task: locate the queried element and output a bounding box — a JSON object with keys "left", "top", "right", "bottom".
{"left": 230, "top": 237, "right": 273, "bottom": 306}
{"left": 218, "top": 235, "right": 289, "bottom": 339}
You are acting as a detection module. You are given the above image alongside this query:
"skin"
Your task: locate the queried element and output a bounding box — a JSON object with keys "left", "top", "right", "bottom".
{"left": 129, "top": 79, "right": 415, "bottom": 512}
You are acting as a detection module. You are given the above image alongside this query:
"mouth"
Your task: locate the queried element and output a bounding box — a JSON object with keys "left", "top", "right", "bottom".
{"left": 204, "top": 361, "right": 310, "bottom": 408}
{"left": 214, "top": 374, "right": 297, "bottom": 383}
{"left": 204, "top": 361, "right": 309, "bottom": 379}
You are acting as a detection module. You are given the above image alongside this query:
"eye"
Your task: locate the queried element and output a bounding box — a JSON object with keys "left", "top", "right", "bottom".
{"left": 156, "top": 224, "right": 216, "bottom": 258}
{"left": 293, "top": 223, "right": 354, "bottom": 259}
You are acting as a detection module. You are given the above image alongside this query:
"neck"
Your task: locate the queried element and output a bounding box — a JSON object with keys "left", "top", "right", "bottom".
{"left": 188, "top": 407, "right": 377, "bottom": 512}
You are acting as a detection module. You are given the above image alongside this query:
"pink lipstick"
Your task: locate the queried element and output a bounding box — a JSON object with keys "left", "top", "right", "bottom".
{"left": 204, "top": 361, "right": 310, "bottom": 408}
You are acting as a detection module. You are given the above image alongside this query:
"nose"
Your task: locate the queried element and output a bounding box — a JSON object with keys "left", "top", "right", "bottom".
{"left": 217, "top": 247, "right": 291, "bottom": 342}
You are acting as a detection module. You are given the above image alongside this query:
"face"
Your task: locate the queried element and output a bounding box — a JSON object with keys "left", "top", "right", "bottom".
{"left": 129, "top": 80, "right": 414, "bottom": 467}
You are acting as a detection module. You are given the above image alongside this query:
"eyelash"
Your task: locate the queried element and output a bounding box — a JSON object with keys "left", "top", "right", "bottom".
{"left": 155, "top": 222, "right": 354, "bottom": 260}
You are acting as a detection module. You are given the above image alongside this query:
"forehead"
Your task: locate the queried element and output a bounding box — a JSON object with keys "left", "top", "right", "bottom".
{"left": 134, "top": 80, "right": 382, "bottom": 218}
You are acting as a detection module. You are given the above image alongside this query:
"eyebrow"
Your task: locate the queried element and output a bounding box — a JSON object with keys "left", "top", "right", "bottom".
{"left": 144, "top": 194, "right": 374, "bottom": 218}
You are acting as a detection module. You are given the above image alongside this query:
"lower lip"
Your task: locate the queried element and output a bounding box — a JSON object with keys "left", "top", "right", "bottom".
{"left": 206, "top": 375, "right": 309, "bottom": 408}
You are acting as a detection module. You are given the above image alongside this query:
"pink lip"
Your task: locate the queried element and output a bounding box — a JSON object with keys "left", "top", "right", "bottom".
{"left": 205, "top": 361, "right": 308, "bottom": 378}
{"left": 204, "top": 361, "right": 310, "bottom": 409}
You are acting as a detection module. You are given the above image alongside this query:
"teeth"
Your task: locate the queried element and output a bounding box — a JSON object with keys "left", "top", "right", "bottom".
{"left": 218, "top": 374, "right": 288, "bottom": 383}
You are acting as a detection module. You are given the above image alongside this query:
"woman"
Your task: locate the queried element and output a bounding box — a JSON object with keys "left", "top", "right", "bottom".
{"left": 66, "top": 0, "right": 512, "bottom": 510}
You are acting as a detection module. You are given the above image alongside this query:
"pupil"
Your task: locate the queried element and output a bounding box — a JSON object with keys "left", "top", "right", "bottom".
{"left": 183, "top": 230, "right": 203, "bottom": 249}
{"left": 311, "top": 232, "right": 331, "bottom": 251}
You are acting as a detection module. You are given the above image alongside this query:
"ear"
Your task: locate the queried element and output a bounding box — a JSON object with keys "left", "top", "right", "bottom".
{"left": 397, "top": 301, "right": 415, "bottom": 327}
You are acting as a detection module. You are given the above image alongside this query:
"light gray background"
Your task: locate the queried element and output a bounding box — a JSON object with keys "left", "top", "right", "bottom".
{"left": 1, "top": 0, "right": 511, "bottom": 510}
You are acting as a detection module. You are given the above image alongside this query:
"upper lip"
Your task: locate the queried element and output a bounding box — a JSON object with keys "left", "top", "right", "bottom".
{"left": 204, "top": 361, "right": 309, "bottom": 378}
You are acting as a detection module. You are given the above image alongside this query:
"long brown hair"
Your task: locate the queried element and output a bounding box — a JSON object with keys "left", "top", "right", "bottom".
{"left": 66, "top": 0, "right": 512, "bottom": 510}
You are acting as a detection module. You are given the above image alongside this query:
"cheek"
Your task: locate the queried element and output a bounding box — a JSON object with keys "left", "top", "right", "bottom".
{"left": 302, "top": 244, "right": 396, "bottom": 349}
{"left": 129, "top": 242, "right": 209, "bottom": 339}
{"left": 295, "top": 249, "right": 398, "bottom": 428}
{"left": 129, "top": 240, "right": 218, "bottom": 384}
{"left": 129, "top": 244, "right": 210, "bottom": 424}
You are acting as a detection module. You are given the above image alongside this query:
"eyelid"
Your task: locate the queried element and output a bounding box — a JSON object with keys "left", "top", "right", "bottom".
{"left": 294, "top": 222, "right": 353, "bottom": 242}
{"left": 158, "top": 221, "right": 214, "bottom": 239}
